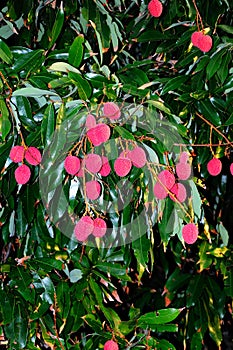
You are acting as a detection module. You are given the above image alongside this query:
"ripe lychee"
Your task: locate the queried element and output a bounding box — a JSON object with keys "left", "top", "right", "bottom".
{"left": 182, "top": 223, "right": 198, "bottom": 244}
{"left": 10, "top": 145, "right": 25, "bottom": 163}
{"left": 76, "top": 159, "right": 84, "bottom": 177}
{"left": 148, "top": 0, "right": 163, "bottom": 18}
{"left": 85, "top": 154, "right": 102, "bottom": 173}
{"left": 93, "top": 218, "right": 107, "bottom": 237}
{"left": 157, "top": 170, "right": 175, "bottom": 189}
{"left": 74, "top": 216, "right": 94, "bottom": 242}
{"left": 179, "top": 151, "right": 189, "bottom": 164}
{"left": 114, "top": 157, "right": 132, "bottom": 177}
{"left": 169, "top": 183, "right": 187, "bottom": 203}
{"left": 15, "top": 164, "right": 31, "bottom": 184}
{"left": 64, "top": 155, "right": 81, "bottom": 175}
{"left": 85, "top": 114, "right": 96, "bottom": 130}
{"left": 230, "top": 163, "right": 233, "bottom": 175}
{"left": 104, "top": 340, "right": 119, "bottom": 350}
{"left": 191, "top": 31, "right": 203, "bottom": 47}
{"left": 99, "top": 156, "right": 111, "bottom": 177}
{"left": 86, "top": 180, "right": 101, "bottom": 200}
{"left": 25, "top": 147, "right": 42, "bottom": 166}
{"left": 207, "top": 158, "right": 222, "bottom": 176}
{"left": 87, "top": 123, "right": 111, "bottom": 146}
{"left": 153, "top": 182, "right": 168, "bottom": 199}
{"left": 128, "top": 146, "right": 147, "bottom": 168}
{"left": 103, "top": 102, "right": 121, "bottom": 120}
{"left": 176, "top": 162, "right": 191, "bottom": 180}
{"left": 198, "top": 34, "right": 212, "bottom": 53}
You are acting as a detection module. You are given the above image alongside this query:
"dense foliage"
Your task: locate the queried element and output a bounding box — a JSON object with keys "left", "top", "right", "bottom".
{"left": 0, "top": 0, "right": 233, "bottom": 349}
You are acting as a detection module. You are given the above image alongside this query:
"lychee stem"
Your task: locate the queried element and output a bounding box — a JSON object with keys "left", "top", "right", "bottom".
{"left": 192, "top": 0, "right": 204, "bottom": 32}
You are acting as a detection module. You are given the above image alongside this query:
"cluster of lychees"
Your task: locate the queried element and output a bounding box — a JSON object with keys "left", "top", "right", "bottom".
{"left": 10, "top": 145, "right": 42, "bottom": 184}
{"left": 207, "top": 157, "right": 233, "bottom": 176}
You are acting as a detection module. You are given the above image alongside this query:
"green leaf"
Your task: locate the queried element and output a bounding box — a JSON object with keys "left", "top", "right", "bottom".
{"left": 68, "top": 35, "right": 85, "bottom": 68}
{"left": 217, "top": 223, "right": 229, "bottom": 246}
{"left": 0, "top": 39, "right": 13, "bottom": 64}
{"left": 161, "top": 76, "right": 189, "bottom": 95}
{"left": 197, "top": 100, "right": 221, "bottom": 126}
{"left": 138, "top": 308, "right": 182, "bottom": 326}
{"left": 218, "top": 24, "right": 233, "bottom": 34}
{"left": 5, "top": 302, "right": 28, "bottom": 349}
{"left": 48, "top": 61, "right": 81, "bottom": 74}
{"left": 114, "top": 125, "right": 135, "bottom": 140}
{"left": 0, "top": 97, "right": 11, "bottom": 140}
{"left": 95, "top": 262, "right": 131, "bottom": 281}
{"left": 206, "top": 49, "right": 225, "bottom": 80}
{"left": 41, "top": 277, "right": 55, "bottom": 304}
{"left": 69, "top": 269, "right": 83, "bottom": 283}
{"left": 137, "top": 30, "right": 171, "bottom": 42}
{"left": 48, "top": 3, "right": 65, "bottom": 49}
{"left": 68, "top": 71, "right": 92, "bottom": 100}
{"left": 147, "top": 99, "right": 172, "bottom": 115}
{"left": 217, "top": 51, "right": 231, "bottom": 84}
{"left": 13, "top": 49, "right": 44, "bottom": 73}
{"left": 41, "top": 104, "right": 55, "bottom": 147}
{"left": 199, "top": 241, "right": 213, "bottom": 272}
{"left": 12, "top": 87, "right": 60, "bottom": 98}
{"left": 132, "top": 235, "right": 150, "bottom": 281}
{"left": 186, "top": 274, "right": 205, "bottom": 307}
{"left": 82, "top": 314, "right": 102, "bottom": 333}
{"left": 189, "top": 181, "right": 202, "bottom": 219}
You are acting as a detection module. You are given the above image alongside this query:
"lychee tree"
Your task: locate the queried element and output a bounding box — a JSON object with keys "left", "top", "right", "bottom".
{"left": 0, "top": 0, "right": 233, "bottom": 349}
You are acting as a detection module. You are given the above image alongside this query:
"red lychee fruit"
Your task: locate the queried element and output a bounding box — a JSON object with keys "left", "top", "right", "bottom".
{"left": 99, "top": 156, "right": 111, "bottom": 177}
{"left": 87, "top": 123, "right": 111, "bottom": 146}
{"left": 198, "top": 34, "right": 212, "bottom": 53}
{"left": 25, "top": 147, "right": 42, "bottom": 166}
{"left": 230, "top": 163, "right": 233, "bottom": 175}
{"left": 157, "top": 169, "right": 175, "bottom": 189}
{"left": 191, "top": 31, "right": 203, "bottom": 47}
{"left": 85, "top": 154, "right": 102, "bottom": 173}
{"left": 128, "top": 146, "right": 147, "bottom": 168}
{"left": 114, "top": 157, "right": 132, "bottom": 177}
{"left": 179, "top": 151, "right": 189, "bottom": 164}
{"left": 176, "top": 162, "right": 191, "bottom": 180}
{"left": 10, "top": 145, "right": 25, "bottom": 163}
{"left": 104, "top": 340, "right": 119, "bottom": 350}
{"left": 182, "top": 223, "right": 198, "bottom": 244}
{"left": 153, "top": 182, "right": 168, "bottom": 199}
{"left": 103, "top": 102, "right": 121, "bottom": 120}
{"left": 76, "top": 159, "right": 84, "bottom": 177}
{"left": 207, "top": 158, "right": 222, "bottom": 176}
{"left": 148, "top": 0, "right": 163, "bottom": 18}
{"left": 169, "top": 183, "right": 187, "bottom": 203}
{"left": 86, "top": 180, "right": 101, "bottom": 200}
{"left": 74, "top": 216, "right": 94, "bottom": 242}
{"left": 92, "top": 218, "right": 107, "bottom": 237}
{"left": 15, "top": 164, "right": 31, "bottom": 184}
{"left": 64, "top": 155, "right": 81, "bottom": 175}
{"left": 85, "top": 114, "right": 96, "bottom": 130}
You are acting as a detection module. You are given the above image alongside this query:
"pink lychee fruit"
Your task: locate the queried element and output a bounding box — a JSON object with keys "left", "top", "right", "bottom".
{"left": 191, "top": 31, "right": 203, "bottom": 47}
{"left": 76, "top": 159, "right": 84, "bottom": 177}
{"left": 230, "top": 163, "right": 233, "bottom": 175}
{"left": 103, "top": 102, "right": 121, "bottom": 120}
{"left": 207, "top": 158, "right": 222, "bottom": 176}
{"left": 85, "top": 154, "right": 102, "bottom": 173}
{"left": 104, "top": 340, "right": 119, "bottom": 350}
{"left": 85, "top": 114, "right": 96, "bottom": 130}
{"left": 198, "top": 34, "right": 212, "bottom": 53}
{"left": 176, "top": 162, "right": 191, "bottom": 180}
{"left": 25, "top": 147, "right": 42, "bottom": 166}
{"left": 92, "top": 218, "right": 107, "bottom": 237}
{"left": 99, "top": 156, "right": 111, "bottom": 177}
{"left": 15, "top": 164, "right": 31, "bottom": 184}
{"left": 179, "top": 151, "right": 189, "bottom": 164}
{"left": 74, "top": 216, "right": 94, "bottom": 242}
{"left": 119, "top": 150, "right": 131, "bottom": 158}
{"left": 86, "top": 180, "right": 101, "bottom": 200}
{"left": 10, "top": 145, "right": 25, "bottom": 163}
{"left": 157, "top": 169, "right": 175, "bottom": 189}
{"left": 169, "top": 183, "right": 187, "bottom": 203}
{"left": 87, "top": 123, "right": 111, "bottom": 146}
{"left": 64, "top": 155, "right": 81, "bottom": 175}
{"left": 182, "top": 223, "right": 198, "bottom": 244}
{"left": 153, "top": 182, "right": 168, "bottom": 199}
{"left": 148, "top": 0, "right": 163, "bottom": 18}
{"left": 128, "top": 146, "right": 147, "bottom": 168}
{"left": 114, "top": 157, "right": 132, "bottom": 177}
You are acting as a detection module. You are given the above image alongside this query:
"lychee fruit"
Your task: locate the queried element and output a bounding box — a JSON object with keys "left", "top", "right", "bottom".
{"left": 15, "top": 164, "right": 31, "bottom": 184}
{"left": 182, "top": 223, "right": 198, "bottom": 244}
{"left": 85, "top": 114, "right": 96, "bottom": 130}
{"left": 198, "top": 34, "right": 212, "bottom": 53}
{"left": 153, "top": 182, "right": 168, "bottom": 199}
{"left": 25, "top": 147, "right": 42, "bottom": 166}
{"left": 157, "top": 169, "right": 175, "bottom": 189}
{"left": 85, "top": 154, "right": 102, "bottom": 173}
{"left": 191, "top": 31, "right": 203, "bottom": 47}
{"left": 169, "top": 183, "right": 187, "bottom": 203}
{"left": 176, "top": 162, "right": 191, "bottom": 180}
{"left": 119, "top": 150, "right": 130, "bottom": 158}
{"left": 64, "top": 155, "right": 81, "bottom": 175}
{"left": 86, "top": 180, "right": 101, "bottom": 200}
{"left": 179, "top": 151, "right": 189, "bottom": 164}
{"left": 76, "top": 159, "right": 84, "bottom": 177}
{"left": 103, "top": 102, "right": 121, "bottom": 120}
{"left": 114, "top": 157, "right": 132, "bottom": 177}
{"left": 230, "top": 163, "right": 233, "bottom": 175}
{"left": 74, "top": 216, "right": 94, "bottom": 242}
{"left": 99, "top": 156, "right": 111, "bottom": 177}
{"left": 207, "top": 158, "right": 222, "bottom": 176}
{"left": 92, "top": 218, "right": 107, "bottom": 237}
{"left": 128, "top": 146, "right": 147, "bottom": 168}
{"left": 10, "top": 145, "right": 25, "bottom": 163}
{"left": 104, "top": 340, "right": 119, "bottom": 350}
{"left": 87, "top": 123, "right": 111, "bottom": 146}
{"left": 148, "top": 0, "right": 163, "bottom": 18}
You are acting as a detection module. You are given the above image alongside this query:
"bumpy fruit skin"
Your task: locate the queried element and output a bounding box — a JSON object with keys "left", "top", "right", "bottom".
{"left": 157, "top": 170, "right": 175, "bottom": 189}
{"left": 148, "top": 0, "right": 163, "bottom": 17}
{"left": 64, "top": 155, "right": 80, "bottom": 175}
{"left": 86, "top": 180, "right": 101, "bottom": 200}
{"left": 99, "top": 156, "right": 111, "bottom": 176}
{"left": 103, "top": 102, "right": 121, "bottom": 120}
{"left": 191, "top": 31, "right": 203, "bottom": 47}
{"left": 76, "top": 159, "right": 84, "bottom": 177}
{"left": 169, "top": 183, "right": 187, "bottom": 203}
{"left": 93, "top": 218, "right": 107, "bottom": 237}
{"left": 85, "top": 114, "right": 96, "bottom": 130}
{"left": 87, "top": 123, "right": 111, "bottom": 146}
{"left": 230, "top": 163, "right": 233, "bottom": 176}
{"left": 207, "top": 158, "right": 222, "bottom": 176}
{"left": 198, "top": 34, "right": 212, "bottom": 53}
{"left": 179, "top": 151, "right": 189, "bottom": 164}
{"left": 10, "top": 145, "right": 25, "bottom": 163}
{"left": 153, "top": 182, "right": 168, "bottom": 199}
{"left": 104, "top": 340, "right": 119, "bottom": 350}
{"left": 15, "top": 164, "right": 31, "bottom": 184}
{"left": 176, "top": 162, "right": 191, "bottom": 180}
{"left": 25, "top": 147, "right": 42, "bottom": 166}
{"left": 74, "top": 216, "right": 94, "bottom": 242}
{"left": 85, "top": 154, "right": 102, "bottom": 173}
{"left": 182, "top": 223, "right": 198, "bottom": 244}
{"left": 129, "top": 147, "right": 147, "bottom": 168}
{"left": 114, "top": 157, "right": 132, "bottom": 177}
